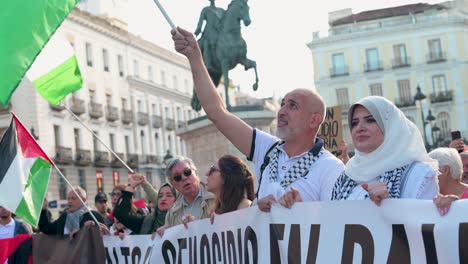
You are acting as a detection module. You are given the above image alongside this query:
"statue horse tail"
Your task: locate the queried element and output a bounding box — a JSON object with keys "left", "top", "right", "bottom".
{"left": 191, "top": 70, "right": 222, "bottom": 111}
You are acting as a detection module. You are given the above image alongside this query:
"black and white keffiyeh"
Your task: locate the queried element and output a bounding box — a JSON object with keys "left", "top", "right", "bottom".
{"left": 331, "top": 164, "right": 410, "bottom": 200}
{"left": 268, "top": 139, "right": 325, "bottom": 189}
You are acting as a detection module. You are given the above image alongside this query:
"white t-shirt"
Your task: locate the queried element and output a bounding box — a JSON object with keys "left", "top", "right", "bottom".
{"left": 248, "top": 129, "right": 345, "bottom": 201}
{"left": 0, "top": 218, "right": 15, "bottom": 239}
{"left": 346, "top": 162, "right": 439, "bottom": 200}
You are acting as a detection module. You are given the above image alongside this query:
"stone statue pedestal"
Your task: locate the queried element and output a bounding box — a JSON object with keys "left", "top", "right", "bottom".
{"left": 177, "top": 105, "right": 276, "bottom": 181}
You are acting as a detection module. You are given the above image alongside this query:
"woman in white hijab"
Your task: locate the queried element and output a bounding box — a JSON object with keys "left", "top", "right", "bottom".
{"left": 331, "top": 96, "right": 439, "bottom": 204}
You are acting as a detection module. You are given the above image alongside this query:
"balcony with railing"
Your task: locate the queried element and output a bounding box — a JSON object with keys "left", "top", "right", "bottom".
{"left": 166, "top": 118, "right": 176, "bottom": 130}
{"left": 127, "top": 154, "right": 139, "bottom": 168}
{"left": 75, "top": 149, "right": 91, "bottom": 166}
{"left": 426, "top": 52, "right": 446, "bottom": 63}
{"left": 70, "top": 98, "right": 85, "bottom": 115}
{"left": 329, "top": 66, "right": 349, "bottom": 78}
{"left": 111, "top": 152, "right": 125, "bottom": 168}
{"left": 146, "top": 155, "right": 160, "bottom": 164}
{"left": 430, "top": 90, "right": 453, "bottom": 104}
{"left": 55, "top": 146, "right": 73, "bottom": 164}
{"left": 137, "top": 112, "right": 149, "bottom": 126}
{"left": 94, "top": 150, "right": 109, "bottom": 167}
{"left": 89, "top": 102, "right": 103, "bottom": 119}
{"left": 391, "top": 56, "right": 411, "bottom": 68}
{"left": 106, "top": 105, "right": 119, "bottom": 122}
{"left": 50, "top": 103, "right": 65, "bottom": 112}
{"left": 152, "top": 115, "right": 163, "bottom": 128}
{"left": 394, "top": 97, "right": 415, "bottom": 108}
{"left": 121, "top": 109, "right": 133, "bottom": 125}
{"left": 364, "top": 61, "right": 383, "bottom": 72}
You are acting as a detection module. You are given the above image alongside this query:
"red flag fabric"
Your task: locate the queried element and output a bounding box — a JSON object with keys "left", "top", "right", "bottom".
{"left": 0, "top": 234, "right": 32, "bottom": 263}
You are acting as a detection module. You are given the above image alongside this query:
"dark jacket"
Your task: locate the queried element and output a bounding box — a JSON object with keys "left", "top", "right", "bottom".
{"left": 38, "top": 208, "right": 104, "bottom": 236}
{"left": 13, "top": 218, "right": 33, "bottom": 236}
{"left": 113, "top": 190, "right": 148, "bottom": 234}
{"left": 7, "top": 219, "right": 33, "bottom": 264}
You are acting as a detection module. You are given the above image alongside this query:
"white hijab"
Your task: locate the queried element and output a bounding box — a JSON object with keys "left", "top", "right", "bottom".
{"left": 345, "top": 96, "right": 438, "bottom": 182}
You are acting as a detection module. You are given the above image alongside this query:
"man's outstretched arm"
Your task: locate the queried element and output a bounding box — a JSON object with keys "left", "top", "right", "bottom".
{"left": 172, "top": 27, "right": 253, "bottom": 156}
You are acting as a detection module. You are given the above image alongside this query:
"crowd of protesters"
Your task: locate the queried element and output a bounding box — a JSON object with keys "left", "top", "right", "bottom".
{"left": 2, "top": 27, "right": 468, "bottom": 257}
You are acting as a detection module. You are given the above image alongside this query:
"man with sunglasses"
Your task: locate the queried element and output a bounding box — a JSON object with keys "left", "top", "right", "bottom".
{"left": 156, "top": 157, "right": 215, "bottom": 237}
{"left": 171, "top": 28, "right": 345, "bottom": 212}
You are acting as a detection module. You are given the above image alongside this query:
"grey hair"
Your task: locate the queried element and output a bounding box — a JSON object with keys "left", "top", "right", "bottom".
{"left": 460, "top": 151, "right": 468, "bottom": 159}
{"left": 165, "top": 156, "right": 197, "bottom": 182}
{"left": 69, "top": 186, "right": 87, "bottom": 200}
{"left": 428, "top": 148, "right": 463, "bottom": 181}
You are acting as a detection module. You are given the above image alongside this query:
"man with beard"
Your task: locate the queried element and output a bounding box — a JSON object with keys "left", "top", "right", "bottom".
{"left": 94, "top": 192, "right": 113, "bottom": 228}
{"left": 171, "top": 28, "right": 344, "bottom": 212}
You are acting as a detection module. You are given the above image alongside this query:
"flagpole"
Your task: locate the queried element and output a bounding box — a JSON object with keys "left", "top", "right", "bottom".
{"left": 63, "top": 105, "right": 135, "bottom": 174}
{"left": 152, "top": 0, "right": 178, "bottom": 31}
{"left": 52, "top": 165, "right": 102, "bottom": 231}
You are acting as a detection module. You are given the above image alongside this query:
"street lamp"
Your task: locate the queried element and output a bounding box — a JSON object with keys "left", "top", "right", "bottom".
{"left": 414, "top": 85, "right": 429, "bottom": 149}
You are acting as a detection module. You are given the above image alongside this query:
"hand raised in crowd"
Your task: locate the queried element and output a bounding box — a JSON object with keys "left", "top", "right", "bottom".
{"left": 337, "top": 140, "right": 350, "bottom": 164}
{"left": 183, "top": 215, "right": 196, "bottom": 229}
{"left": 155, "top": 225, "right": 168, "bottom": 239}
{"left": 362, "top": 182, "right": 389, "bottom": 206}
{"left": 257, "top": 195, "right": 277, "bottom": 212}
{"left": 127, "top": 173, "right": 145, "bottom": 191}
{"left": 433, "top": 194, "right": 459, "bottom": 216}
{"left": 449, "top": 138, "right": 465, "bottom": 153}
{"left": 279, "top": 187, "right": 302, "bottom": 209}
{"left": 171, "top": 27, "right": 201, "bottom": 59}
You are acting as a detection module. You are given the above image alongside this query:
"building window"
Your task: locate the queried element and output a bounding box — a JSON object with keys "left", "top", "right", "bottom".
{"left": 148, "top": 66, "right": 153, "bottom": 82}
{"left": 133, "top": 60, "right": 139, "bottom": 77}
{"left": 124, "top": 135, "right": 130, "bottom": 155}
{"left": 78, "top": 169, "right": 87, "bottom": 191}
{"left": 93, "top": 131, "right": 99, "bottom": 151}
{"left": 432, "top": 75, "right": 447, "bottom": 93}
{"left": 54, "top": 125, "right": 61, "bottom": 147}
{"left": 89, "top": 89, "right": 95, "bottom": 103}
{"left": 392, "top": 44, "right": 408, "bottom": 66}
{"left": 140, "top": 130, "right": 146, "bottom": 155}
{"left": 85, "top": 43, "right": 93, "bottom": 67}
{"left": 369, "top": 83, "right": 383, "bottom": 96}
{"left": 155, "top": 133, "right": 159, "bottom": 156}
{"left": 109, "top": 133, "right": 115, "bottom": 150}
{"left": 365, "top": 48, "right": 381, "bottom": 71}
{"left": 102, "top": 49, "right": 109, "bottom": 72}
{"left": 117, "top": 55, "right": 124, "bottom": 77}
{"left": 437, "top": 112, "right": 451, "bottom": 139}
{"left": 173, "top": 75, "right": 178, "bottom": 90}
{"left": 74, "top": 128, "right": 80, "bottom": 150}
{"left": 331, "top": 53, "right": 347, "bottom": 76}
{"left": 137, "top": 100, "right": 143, "bottom": 112}
{"left": 397, "top": 79, "right": 412, "bottom": 104}
{"left": 161, "top": 71, "right": 166, "bottom": 86}
{"left": 336, "top": 88, "right": 350, "bottom": 110}
{"left": 121, "top": 98, "right": 127, "bottom": 110}
{"left": 427, "top": 39, "right": 443, "bottom": 61}
{"left": 164, "top": 106, "right": 171, "bottom": 118}
{"left": 58, "top": 169, "right": 67, "bottom": 200}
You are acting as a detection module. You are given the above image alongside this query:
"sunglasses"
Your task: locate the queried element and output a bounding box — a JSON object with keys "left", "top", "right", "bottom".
{"left": 173, "top": 168, "right": 193, "bottom": 182}
{"left": 208, "top": 165, "right": 220, "bottom": 175}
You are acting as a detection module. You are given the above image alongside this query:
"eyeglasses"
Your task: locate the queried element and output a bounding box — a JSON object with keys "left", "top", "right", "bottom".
{"left": 208, "top": 165, "right": 220, "bottom": 175}
{"left": 109, "top": 192, "right": 121, "bottom": 197}
{"left": 173, "top": 168, "right": 192, "bottom": 182}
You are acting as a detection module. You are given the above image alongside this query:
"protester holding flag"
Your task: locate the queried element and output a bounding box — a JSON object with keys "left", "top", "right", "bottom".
{"left": 206, "top": 155, "right": 255, "bottom": 215}
{"left": 331, "top": 96, "right": 439, "bottom": 204}
{"left": 114, "top": 176, "right": 176, "bottom": 234}
{"left": 0, "top": 206, "right": 32, "bottom": 263}
{"left": 39, "top": 186, "right": 104, "bottom": 236}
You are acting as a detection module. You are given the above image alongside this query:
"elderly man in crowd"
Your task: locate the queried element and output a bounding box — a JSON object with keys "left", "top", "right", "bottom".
{"left": 156, "top": 157, "right": 215, "bottom": 237}
{"left": 39, "top": 186, "right": 104, "bottom": 236}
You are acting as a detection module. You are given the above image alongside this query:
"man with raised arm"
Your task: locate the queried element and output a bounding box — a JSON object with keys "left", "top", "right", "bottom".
{"left": 171, "top": 28, "right": 344, "bottom": 212}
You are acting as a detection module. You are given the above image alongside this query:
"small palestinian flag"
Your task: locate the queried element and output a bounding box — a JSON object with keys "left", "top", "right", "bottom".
{"left": 0, "top": 113, "right": 52, "bottom": 226}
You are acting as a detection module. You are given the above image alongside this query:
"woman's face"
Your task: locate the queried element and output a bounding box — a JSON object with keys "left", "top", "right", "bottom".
{"left": 110, "top": 188, "right": 122, "bottom": 208}
{"left": 350, "top": 105, "right": 384, "bottom": 154}
{"left": 157, "top": 186, "right": 176, "bottom": 212}
{"left": 206, "top": 162, "right": 223, "bottom": 194}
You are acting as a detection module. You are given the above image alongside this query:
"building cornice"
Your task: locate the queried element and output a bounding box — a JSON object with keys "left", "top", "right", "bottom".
{"left": 127, "top": 76, "right": 191, "bottom": 104}
{"left": 68, "top": 8, "right": 190, "bottom": 69}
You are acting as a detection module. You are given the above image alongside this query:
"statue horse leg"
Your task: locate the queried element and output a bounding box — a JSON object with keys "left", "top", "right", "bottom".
{"left": 241, "top": 58, "right": 259, "bottom": 91}
{"left": 221, "top": 59, "right": 231, "bottom": 110}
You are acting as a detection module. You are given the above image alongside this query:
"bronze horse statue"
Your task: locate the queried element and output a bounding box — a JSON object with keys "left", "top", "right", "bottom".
{"left": 192, "top": 0, "right": 259, "bottom": 111}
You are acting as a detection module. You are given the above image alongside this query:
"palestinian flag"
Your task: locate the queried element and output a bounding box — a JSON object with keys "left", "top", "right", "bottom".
{"left": 0, "top": 234, "right": 32, "bottom": 264}
{"left": 0, "top": 0, "right": 80, "bottom": 106}
{"left": 0, "top": 113, "right": 52, "bottom": 226}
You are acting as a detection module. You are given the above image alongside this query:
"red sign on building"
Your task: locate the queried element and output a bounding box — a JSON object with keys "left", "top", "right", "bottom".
{"left": 96, "top": 170, "right": 103, "bottom": 193}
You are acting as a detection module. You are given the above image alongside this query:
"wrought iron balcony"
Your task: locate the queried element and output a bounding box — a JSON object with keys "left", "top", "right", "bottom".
{"left": 106, "top": 105, "right": 119, "bottom": 122}
{"left": 121, "top": 109, "right": 133, "bottom": 125}
{"left": 50, "top": 103, "right": 65, "bottom": 112}
{"left": 89, "top": 102, "right": 103, "bottom": 119}
{"left": 391, "top": 56, "right": 411, "bottom": 68}
{"left": 137, "top": 112, "right": 149, "bottom": 126}
{"left": 111, "top": 152, "right": 125, "bottom": 168}
{"left": 364, "top": 61, "right": 383, "bottom": 72}
{"left": 152, "top": 115, "right": 163, "bottom": 128}
{"left": 146, "top": 155, "right": 159, "bottom": 164}
{"left": 426, "top": 52, "right": 446, "bottom": 63}
{"left": 430, "top": 90, "right": 453, "bottom": 104}
{"left": 70, "top": 98, "right": 85, "bottom": 115}
{"left": 165, "top": 118, "right": 175, "bottom": 131}
{"left": 127, "top": 154, "right": 139, "bottom": 168}
{"left": 329, "top": 66, "right": 349, "bottom": 78}
{"left": 394, "top": 98, "right": 416, "bottom": 108}
{"left": 75, "top": 149, "right": 91, "bottom": 166}
{"left": 94, "top": 150, "right": 109, "bottom": 167}
{"left": 55, "top": 146, "right": 73, "bottom": 164}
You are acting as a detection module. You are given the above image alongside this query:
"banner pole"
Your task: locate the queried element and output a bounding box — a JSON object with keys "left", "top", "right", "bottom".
{"left": 152, "top": 0, "right": 178, "bottom": 31}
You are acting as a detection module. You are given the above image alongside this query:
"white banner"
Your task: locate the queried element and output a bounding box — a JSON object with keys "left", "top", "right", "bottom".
{"left": 149, "top": 199, "right": 468, "bottom": 264}
{"left": 103, "top": 235, "right": 153, "bottom": 264}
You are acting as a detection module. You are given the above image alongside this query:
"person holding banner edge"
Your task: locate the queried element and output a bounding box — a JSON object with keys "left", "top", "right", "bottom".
{"left": 171, "top": 28, "right": 344, "bottom": 212}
